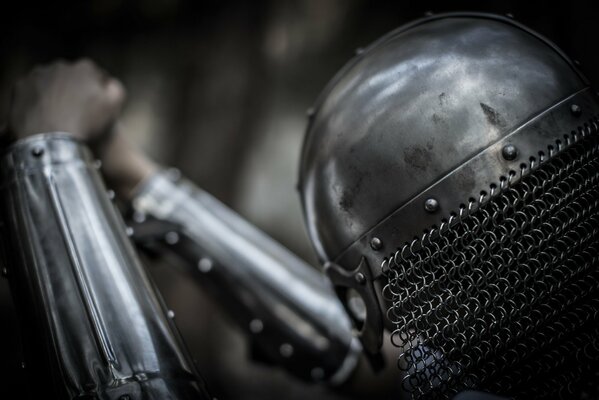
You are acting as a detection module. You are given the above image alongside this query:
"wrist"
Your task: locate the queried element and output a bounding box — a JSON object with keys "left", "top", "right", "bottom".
{"left": 2, "top": 130, "right": 80, "bottom": 148}
{"left": 1, "top": 132, "right": 88, "bottom": 168}
{"left": 96, "top": 129, "right": 158, "bottom": 201}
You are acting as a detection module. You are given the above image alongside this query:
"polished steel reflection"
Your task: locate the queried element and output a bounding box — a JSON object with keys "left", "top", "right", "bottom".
{"left": 0, "top": 134, "right": 211, "bottom": 399}
{"left": 299, "top": 13, "right": 587, "bottom": 264}
{"left": 131, "top": 172, "right": 361, "bottom": 384}
{"left": 297, "top": 11, "right": 599, "bottom": 399}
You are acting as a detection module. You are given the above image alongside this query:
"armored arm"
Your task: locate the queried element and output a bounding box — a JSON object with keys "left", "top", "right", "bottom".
{"left": 0, "top": 134, "right": 212, "bottom": 399}
{"left": 128, "top": 170, "right": 362, "bottom": 384}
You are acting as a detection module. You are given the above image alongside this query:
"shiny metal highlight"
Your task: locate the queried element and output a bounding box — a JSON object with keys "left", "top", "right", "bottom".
{"left": 299, "top": 13, "right": 587, "bottom": 264}
{"left": 0, "top": 134, "right": 211, "bottom": 399}
{"left": 130, "top": 172, "right": 361, "bottom": 384}
{"left": 299, "top": 11, "right": 599, "bottom": 399}
{"left": 383, "top": 126, "right": 599, "bottom": 399}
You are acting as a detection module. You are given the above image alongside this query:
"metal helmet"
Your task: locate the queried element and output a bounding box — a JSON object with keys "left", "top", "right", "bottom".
{"left": 299, "top": 12, "right": 599, "bottom": 399}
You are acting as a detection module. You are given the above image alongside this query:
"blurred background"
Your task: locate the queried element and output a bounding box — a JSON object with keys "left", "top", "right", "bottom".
{"left": 1, "top": 1, "right": 598, "bottom": 399}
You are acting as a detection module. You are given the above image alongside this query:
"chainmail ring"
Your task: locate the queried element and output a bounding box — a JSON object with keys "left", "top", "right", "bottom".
{"left": 382, "top": 117, "right": 599, "bottom": 399}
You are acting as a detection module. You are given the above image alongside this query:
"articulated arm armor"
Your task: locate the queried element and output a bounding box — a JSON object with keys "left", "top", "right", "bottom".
{"left": 0, "top": 134, "right": 211, "bottom": 399}
{"left": 129, "top": 170, "right": 361, "bottom": 384}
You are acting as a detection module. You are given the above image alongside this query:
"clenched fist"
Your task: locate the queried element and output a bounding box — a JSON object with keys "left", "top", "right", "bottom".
{"left": 7, "top": 59, "right": 125, "bottom": 142}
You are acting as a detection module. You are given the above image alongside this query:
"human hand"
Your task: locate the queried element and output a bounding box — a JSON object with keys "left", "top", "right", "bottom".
{"left": 6, "top": 59, "right": 155, "bottom": 199}
{"left": 6, "top": 59, "right": 125, "bottom": 142}
{"left": 97, "top": 125, "right": 158, "bottom": 200}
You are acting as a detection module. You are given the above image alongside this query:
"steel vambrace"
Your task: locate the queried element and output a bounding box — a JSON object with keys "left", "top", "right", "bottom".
{"left": 129, "top": 170, "right": 362, "bottom": 384}
{"left": 0, "top": 134, "right": 212, "bottom": 400}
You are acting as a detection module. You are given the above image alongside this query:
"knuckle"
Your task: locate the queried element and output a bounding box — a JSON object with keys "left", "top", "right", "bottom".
{"left": 29, "top": 65, "right": 46, "bottom": 76}
{"left": 54, "top": 58, "right": 68, "bottom": 67}
{"left": 76, "top": 58, "right": 98, "bottom": 72}
{"left": 103, "top": 80, "right": 126, "bottom": 108}
{"left": 77, "top": 57, "right": 93, "bottom": 66}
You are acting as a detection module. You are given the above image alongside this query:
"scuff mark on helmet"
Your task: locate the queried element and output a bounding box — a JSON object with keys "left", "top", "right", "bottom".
{"left": 480, "top": 102, "right": 507, "bottom": 127}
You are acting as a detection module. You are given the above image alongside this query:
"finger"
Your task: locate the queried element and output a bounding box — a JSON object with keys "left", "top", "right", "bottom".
{"left": 75, "top": 58, "right": 108, "bottom": 83}
{"left": 76, "top": 58, "right": 110, "bottom": 78}
{"left": 75, "top": 57, "right": 97, "bottom": 70}
{"left": 93, "top": 63, "right": 114, "bottom": 85}
{"left": 53, "top": 58, "right": 68, "bottom": 67}
{"left": 103, "top": 78, "right": 126, "bottom": 108}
